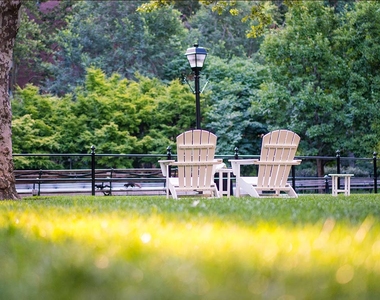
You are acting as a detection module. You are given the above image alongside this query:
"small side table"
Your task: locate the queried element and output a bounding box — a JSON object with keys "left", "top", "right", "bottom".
{"left": 217, "top": 169, "right": 234, "bottom": 197}
{"left": 329, "top": 174, "right": 354, "bottom": 196}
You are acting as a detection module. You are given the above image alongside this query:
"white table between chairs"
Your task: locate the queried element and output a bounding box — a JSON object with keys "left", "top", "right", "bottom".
{"left": 217, "top": 168, "right": 234, "bottom": 197}
{"left": 329, "top": 174, "right": 354, "bottom": 196}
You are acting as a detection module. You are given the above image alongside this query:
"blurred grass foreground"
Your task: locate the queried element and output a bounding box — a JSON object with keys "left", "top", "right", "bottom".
{"left": 1, "top": 195, "right": 380, "bottom": 299}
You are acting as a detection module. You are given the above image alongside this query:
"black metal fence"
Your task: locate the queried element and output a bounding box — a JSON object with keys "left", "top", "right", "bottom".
{"left": 13, "top": 147, "right": 379, "bottom": 196}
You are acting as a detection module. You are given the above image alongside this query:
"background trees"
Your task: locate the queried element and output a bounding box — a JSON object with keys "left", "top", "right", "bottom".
{"left": 12, "top": 68, "right": 196, "bottom": 168}
{"left": 10, "top": 9, "right": 46, "bottom": 94}
{"left": 335, "top": 1, "right": 380, "bottom": 155}
{"left": 257, "top": 2, "right": 345, "bottom": 157}
{"left": 204, "top": 55, "right": 268, "bottom": 155}
{"left": 256, "top": 1, "right": 380, "bottom": 175}
{"left": 9, "top": 0, "right": 380, "bottom": 171}
{"left": 185, "top": 2, "right": 262, "bottom": 59}
{"left": 44, "top": 1, "right": 187, "bottom": 95}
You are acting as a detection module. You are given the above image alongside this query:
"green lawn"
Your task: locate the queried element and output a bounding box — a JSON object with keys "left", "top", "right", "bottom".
{"left": 1, "top": 194, "right": 380, "bottom": 300}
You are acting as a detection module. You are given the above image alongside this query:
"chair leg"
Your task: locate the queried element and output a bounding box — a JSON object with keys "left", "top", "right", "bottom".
{"left": 170, "top": 187, "right": 178, "bottom": 199}
{"left": 238, "top": 178, "right": 261, "bottom": 197}
{"left": 214, "top": 186, "right": 221, "bottom": 198}
{"left": 287, "top": 186, "right": 298, "bottom": 198}
{"left": 167, "top": 179, "right": 178, "bottom": 199}
{"left": 235, "top": 177, "right": 241, "bottom": 197}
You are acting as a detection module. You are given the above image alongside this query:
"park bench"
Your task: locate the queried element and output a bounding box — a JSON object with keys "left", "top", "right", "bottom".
{"left": 350, "top": 178, "right": 374, "bottom": 192}
{"left": 294, "top": 178, "right": 327, "bottom": 193}
{"left": 15, "top": 168, "right": 166, "bottom": 196}
{"left": 294, "top": 177, "right": 375, "bottom": 194}
{"left": 15, "top": 170, "right": 378, "bottom": 196}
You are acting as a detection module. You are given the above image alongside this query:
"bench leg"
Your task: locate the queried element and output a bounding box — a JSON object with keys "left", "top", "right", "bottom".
{"left": 331, "top": 176, "right": 338, "bottom": 196}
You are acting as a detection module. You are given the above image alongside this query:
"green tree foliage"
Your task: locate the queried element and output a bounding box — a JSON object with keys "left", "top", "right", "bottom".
{"left": 138, "top": 0, "right": 275, "bottom": 38}
{"left": 334, "top": 1, "right": 380, "bottom": 154}
{"left": 255, "top": 1, "right": 380, "bottom": 175}
{"left": 45, "top": 1, "right": 187, "bottom": 95}
{"left": 11, "top": 0, "right": 380, "bottom": 168}
{"left": 12, "top": 85, "right": 65, "bottom": 169}
{"left": 173, "top": 0, "right": 200, "bottom": 17}
{"left": 184, "top": 2, "right": 263, "bottom": 59}
{"left": 257, "top": 2, "right": 344, "bottom": 156}
{"left": 12, "top": 1, "right": 75, "bottom": 90}
{"left": 257, "top": 1, "right": 380, "bottom": 156}
{"left": 11, "top": 8, "right": 47, "bottom": 92}
{"left": 12, "top": 68, "right": 196, "bottom": 169}
{"left": 203, "top": 56, "right": 268, "bottom": 155}
{"left": 151, "top": 79, "right": 197, "bottom": 142}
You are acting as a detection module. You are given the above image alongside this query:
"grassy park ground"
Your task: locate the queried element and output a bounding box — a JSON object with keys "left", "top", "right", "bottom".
{"left": 1, "top": 194, "right": 380, "bottom": 299}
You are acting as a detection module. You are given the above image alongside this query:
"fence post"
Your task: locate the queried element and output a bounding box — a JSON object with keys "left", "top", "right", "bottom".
{"left": 91, "top": 145, "right": 96, "bottom": 196}
{"left": 234, "top": 147, "right": 239, "bottom": 159}
{"left": 167, "top": 146, "right": 172, "bottom": 177}
{"left": 374, "top": 152, "right": 378, "bottom": 194}
{"left": 166, "top": 146, "right": 172, "bottom": 160}
{"left": 109, "top": 168, "right": 114, "bottom": 196}
{"left": 291, "top": 165, "right": 296, "bottom": 191}
{"left": 38, "top": 169, "right": 42, "bottom": 196}
{"left": 324, "top": 175, "right": 330, "bottom": 194}
{"left": 336, "top": 150, "right": 341, "bottom": 189}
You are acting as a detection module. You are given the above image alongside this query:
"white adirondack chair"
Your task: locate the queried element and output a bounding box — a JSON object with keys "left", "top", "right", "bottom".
{"left": 158, "top": 130, "right": 222, "bottom": 199}
{"left": 229, "top": 129, "right": 302, "bottom": 198}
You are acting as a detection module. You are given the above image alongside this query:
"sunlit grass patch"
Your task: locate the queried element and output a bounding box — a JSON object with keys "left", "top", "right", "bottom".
{"left": 1, "top": 194, "right": 380, "bottom": 299}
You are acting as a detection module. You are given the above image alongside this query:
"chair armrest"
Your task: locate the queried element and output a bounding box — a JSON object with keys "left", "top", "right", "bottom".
{"left": 253, "top": 160, "right": 302, "bottom": 166}
{"left": 214, "top": 159, "right": 226, "bottom": 173}
{"left": 158, "top": 160, "right": 175, "bottom": 177}
{"left": 170, "top": 161, "right": 223, "bottom": 166}
{"left": 228, "top": 159, "right": 259, "bottom": 176}
{"left": 229, "top": 159, "right": 258, "bottom": 165}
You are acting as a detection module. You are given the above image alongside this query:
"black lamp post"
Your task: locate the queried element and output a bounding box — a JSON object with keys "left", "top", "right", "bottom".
{"left": 185, "top": 44, "right": 207, "bottom": 129}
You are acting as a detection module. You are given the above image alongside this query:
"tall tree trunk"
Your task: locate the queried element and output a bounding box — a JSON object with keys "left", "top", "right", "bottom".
{"left": 0, "top": 1, "right": 22, "bottom": 200}
{"left": 316, "top": 158, "right": 325, "bottom": 178}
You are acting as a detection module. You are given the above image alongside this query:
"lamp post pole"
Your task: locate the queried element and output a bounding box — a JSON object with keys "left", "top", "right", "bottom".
{"left": 185, "top": 44, "right": 207, "bottom": 129}
{"left": 194, "top": 68, "right": 201, "bottom": 129}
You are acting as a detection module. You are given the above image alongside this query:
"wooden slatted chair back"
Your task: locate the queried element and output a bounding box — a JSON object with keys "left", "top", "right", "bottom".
{"left": 176, "top": 130, "right": 217, "bottom": 190}
{"left": 257, "top": 130, "right": 300, "bottom": 189}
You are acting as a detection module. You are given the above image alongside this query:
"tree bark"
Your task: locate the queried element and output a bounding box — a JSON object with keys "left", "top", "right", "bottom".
{"left": 0, "top": 1, "right": 22, "bottom": 200}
